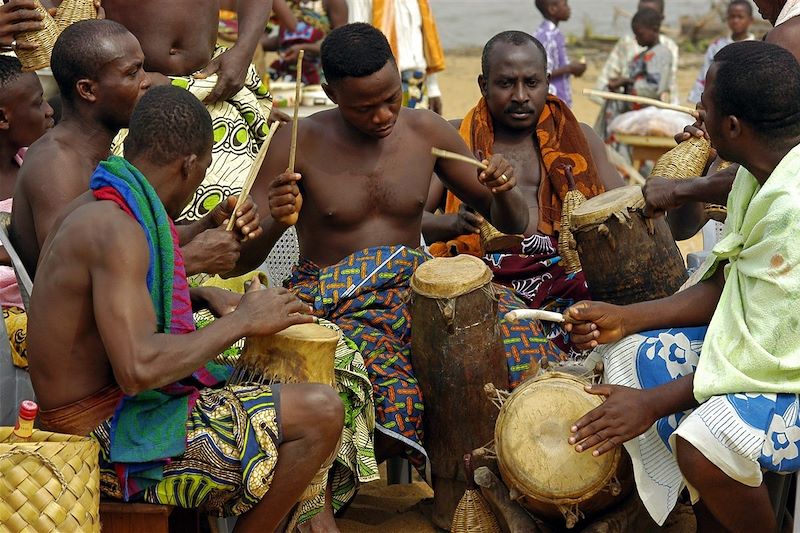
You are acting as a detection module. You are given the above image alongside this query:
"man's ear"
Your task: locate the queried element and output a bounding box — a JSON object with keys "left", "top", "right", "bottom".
{"left": 0, "top": 107, "right": 10, "bottom": 131}
{"left": 478, "top": 74, "right": 488, "bottom": 97}
{"left": 181, "top": 153, "right": 199, "bottom": 180}
{"left": 546, "top": 72, "right": 552, "bottom": 85}
{"left": 728, "top": 115, "right": 742, "bottom": 139}
{"left": 322, "top": 83, "right": 337, "bottom": 104}
{"left": 75, "top": 79, "right": 98, "bottom": 103}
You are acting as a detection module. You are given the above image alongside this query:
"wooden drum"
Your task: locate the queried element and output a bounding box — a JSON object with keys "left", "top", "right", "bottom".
{"left": 570, "top": 185, "right": 687, "bottom": 305}
{"left": 410, "top": 255, "right": 511, "bottom": 530}
{"left": 495, "top": 372, "right": 632, "bottom": 528}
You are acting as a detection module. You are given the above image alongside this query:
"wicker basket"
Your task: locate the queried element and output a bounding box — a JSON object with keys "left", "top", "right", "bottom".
{"left": 14, "top": 1, "right": 60, "bottom": 72}
{"left": 558, "top": 166, "right": 587, "bottom": 274}
{"left": 649, "top": 136, "right": 711, "bottom": 181}
{"left": 451, "top": 454, "right": 501, "bottom": 533}
{"left": 0, "top": 427, "right": 100, "bottom": 533}
{"left": 54, "top": 0, "right": 98, "bottom": 33}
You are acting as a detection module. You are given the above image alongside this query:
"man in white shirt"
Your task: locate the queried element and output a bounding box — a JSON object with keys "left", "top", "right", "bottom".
{"left": 347, "top": 0, "right": 444, "bottom": 114}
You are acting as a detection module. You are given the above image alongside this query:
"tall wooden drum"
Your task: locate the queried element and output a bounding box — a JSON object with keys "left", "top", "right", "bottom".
{"left": 410, "top": 255, "right": 511, "bottom": 530}
{"left": 570, "top": 185, "right": 687, "bottom": 305}
{"left": 495, "top": 372, "right": 632, "bottom": 528}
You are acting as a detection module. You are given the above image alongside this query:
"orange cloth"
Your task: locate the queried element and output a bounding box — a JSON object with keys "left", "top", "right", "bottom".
{"left": 429, "top": 96, "right": 604, "bottom": 257}
{"left": 372, "top": 0, "right": 445, "bottom": 75}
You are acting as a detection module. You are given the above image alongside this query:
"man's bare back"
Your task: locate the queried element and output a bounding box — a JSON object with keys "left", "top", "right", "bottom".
{"left": 103, "top": 0, "right": 219, "bottom": 76}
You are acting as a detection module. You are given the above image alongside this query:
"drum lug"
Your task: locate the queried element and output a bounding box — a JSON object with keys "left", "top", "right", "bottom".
{"left": 597, "top": 223, "right": 616, "bottom": 252}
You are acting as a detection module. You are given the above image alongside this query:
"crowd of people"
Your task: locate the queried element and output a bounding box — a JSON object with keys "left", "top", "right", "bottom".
{"left": 0, "top": 0, "right": 799, "bottom": 532}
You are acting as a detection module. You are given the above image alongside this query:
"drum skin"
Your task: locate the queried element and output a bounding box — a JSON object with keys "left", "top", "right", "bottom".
{"left": 571, "top": 186, "right": 687, "bottom": 305}
{"left": 410, "top": 255, "right": 511, "bottom": 530}
{"left": 495, "top": 372, "right": 633, "bottom": 525}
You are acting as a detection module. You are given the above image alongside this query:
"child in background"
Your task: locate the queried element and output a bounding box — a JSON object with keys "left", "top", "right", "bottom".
{"left": 533, "top": 0, "right": 586, "bottom": 107}
{"left": 688, "top": 0, "right": 754, "bottom": 104}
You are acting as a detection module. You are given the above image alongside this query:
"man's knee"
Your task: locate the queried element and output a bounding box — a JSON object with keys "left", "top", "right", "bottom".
{"left": 300, "top": 384, "right": 344, "bottom": 437}
{"left": 676, "top": 436, "right": 716, "bottom": 489}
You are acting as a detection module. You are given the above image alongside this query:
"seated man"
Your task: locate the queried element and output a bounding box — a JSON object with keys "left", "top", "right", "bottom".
{"left": 0, "top": 56, "right": 54, "bottom": 368}
{"left": 565, "top": 41, "right": 800, "bottom": 532}
{"left": 12, "top": 20, "right": 256, "bottom": 279}
{"left": 424, "top": 31, "right": 623, "bottom": 354}
{"left": 27, "top": 85, "right": 343, "bottom": 531}
{"left": 245, "top": 23, "right": 567, "bottom": 472}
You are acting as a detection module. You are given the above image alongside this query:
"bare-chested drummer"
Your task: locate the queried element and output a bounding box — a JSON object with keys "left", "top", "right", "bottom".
{"left": 27, "top": 84, "right": 342, "bottom": 532}
{"left": 241, "top": 23, "right": 568, "bottom": 471}
{"left": 12, "top": 20, "right": 257, "bottom": 278}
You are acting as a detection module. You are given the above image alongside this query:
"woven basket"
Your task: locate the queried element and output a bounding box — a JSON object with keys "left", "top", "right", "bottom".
{"left": 479, "top": 221, "right": 523, "bottom": 253}
{"left": 0, "top": 427, "right": 100, "bottom": 532}
{"left": 54, "top": 0, "right": 98, "bottom": 33}
{"left": 649, "top": 136, "right": 711, "bottom": 181}
{"left": 558, "top": 166, "right": 587, "bottom": 274}
{"left": 14, "top": 1, "right": 60, "bottom": 72}
{"left": 451, "top": 454, "right": 501, "bottom": 533}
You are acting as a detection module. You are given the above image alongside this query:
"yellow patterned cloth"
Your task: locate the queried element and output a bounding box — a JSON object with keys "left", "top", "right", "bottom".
{"left": 4, "top": 306, "right": 28, "bottom": 368}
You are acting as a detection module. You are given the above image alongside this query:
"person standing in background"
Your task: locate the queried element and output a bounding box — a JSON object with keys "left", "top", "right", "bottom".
{"left": 687, "top": 0, "right": 754, "bottom": 105}
{"left": 533, "top": 0, "right": 586, "bottom": 107}
{"left": 347, "top": 0, "right": 446, "bottom": 114}
{"left": 592, "top": 0, "right": 679, "bottom": 104}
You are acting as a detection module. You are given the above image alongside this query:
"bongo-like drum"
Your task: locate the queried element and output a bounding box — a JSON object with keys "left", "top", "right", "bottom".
{"left": 410, "top": 255, "right": 513, "bottom": 530}
{"left": 494, "top": 372, "right": 632, "bottom": 528}
{"left": 479, "top": 220, "right": 524, "bottom": 253}
{"left": 570, "top": 185, "right": 687, "bottom": 305}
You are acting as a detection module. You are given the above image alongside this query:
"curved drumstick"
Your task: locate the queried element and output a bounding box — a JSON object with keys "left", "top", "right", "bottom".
{"left": 277, "top": 49, "right": 305, "bottom": 226}
{"left": 431, "top": 147, "right": 510, "bottom": 183}
{"left": 504, "top": 309, "right": 575, "bottom": 324}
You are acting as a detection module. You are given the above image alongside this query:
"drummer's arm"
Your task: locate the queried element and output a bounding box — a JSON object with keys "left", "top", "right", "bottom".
{"left": 580, "top": 124, "right": 625, "bottom": 190}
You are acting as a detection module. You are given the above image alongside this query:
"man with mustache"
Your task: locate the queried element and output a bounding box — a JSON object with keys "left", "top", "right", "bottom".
{"left": 424, "top": 30, "right": 623, "bottom": 354}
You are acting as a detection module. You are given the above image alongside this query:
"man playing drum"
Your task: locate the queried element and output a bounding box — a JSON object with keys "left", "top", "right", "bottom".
{"left": 565, "top": 41, "right": 800, "bottom": 532}
{"left": 423, "top": 31, "right": 624, "bottom": 354}
{"left": 26, "top": 85, "right": 343, "bottom": 532}
{"left": 242, "top": 23, "right": 567, "bottom": 478}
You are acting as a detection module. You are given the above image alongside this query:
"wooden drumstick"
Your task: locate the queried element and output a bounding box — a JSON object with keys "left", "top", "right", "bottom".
{"left": 431, "top": 147, "right": 509, "bottom": 184}
{"left": 225, "top": 120, "right": 282, "bottom": 232}
{"left": 277, "top": 50, "right": 305, "bottom": 226}
{"left": 504, "top": 309, "right": 576, "bottom": 324}
{"left": 582, "top": 89, "right": 700, "bottom": 118}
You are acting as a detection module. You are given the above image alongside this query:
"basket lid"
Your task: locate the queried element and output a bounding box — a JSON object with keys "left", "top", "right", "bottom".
{"left": 274, "top": 323, "right": 341, "bottom": 342}
{"left": 495, "top": 372, "right": 620, "bottom": 503}
{"left": 411, "top": 255, "right": 492, "bottom": 298}
{"left": 570, "top": 185, "right": 644, "bottom": 228}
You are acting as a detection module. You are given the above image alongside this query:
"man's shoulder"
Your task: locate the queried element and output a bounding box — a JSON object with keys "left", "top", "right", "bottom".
{"left": 659, "top": 34, "right": 680, "bottom": 52}
{"left": 58, "top": 201, "right": 143, "bottom": 250}
{"left": 19, "top": 134, "right": 83, "bottom": 187}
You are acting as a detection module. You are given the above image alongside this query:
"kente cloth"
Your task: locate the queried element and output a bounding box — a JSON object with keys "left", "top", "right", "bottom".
{"left": 534, "top": 20, "right": 572, "bottom": 107}
{"left": 112, "top": 46, "right": 272, "bottom": 222}
{"left": 483, "top": 234, "right": 591, "bottom": 356}
{"left": 371, "top": 0, "right": 445, "bottom": 75}
{"left": 94, "top": 384, "right": 282, "bottom": 517}
{"left": 287, "top": 245, "right": 565, "bottom": 468}
{"left": 90, "top": 156, "right": 230, "bottom": 499}
{"left": 777, "top": 0, "right": 800, "bottom": 25}
{"left": 194, "top": 311, "right": 379, "bottom": 523}
{"left": 436, "top": 96, "right": 604, "bottom": 242}
{"left": 591, "top": 328, "right": 800, "bottom": 525}
{"left": 270, "top": 1, "right": 329, "bottom": 84}
{"left": 4, "top": 306, "right": 28, "bottom": 369}
{"left": 691, "top": 144, "right": 800, "bottom": 403}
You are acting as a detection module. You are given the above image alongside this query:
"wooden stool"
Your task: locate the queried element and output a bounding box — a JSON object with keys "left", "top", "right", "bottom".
{"left": 100, "top": 501, "right": 172, "bottom": 533}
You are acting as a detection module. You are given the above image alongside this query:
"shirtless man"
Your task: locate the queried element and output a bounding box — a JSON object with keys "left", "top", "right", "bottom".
{"left": 27, "top": 84, "right": 340, "bottom": 532}
{"left": 243, "top": 26, "right": 570, "bottom": 489}
{"left": 12, "top": 20, "right": 258, "bottom": 278}
{"left": 423, "top": 32, "right": 622, "bottom": 353}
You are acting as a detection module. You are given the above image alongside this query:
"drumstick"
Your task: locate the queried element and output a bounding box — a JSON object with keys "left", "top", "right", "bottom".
{"left": 582, "top": 89, "right": 700, "bottom": 118}
{"left": 504, "top": 309, "right": 576, "bottom": 324}
{"left": 431, "top": 147, "right": 512, "bottom": 186}
{"left": 225, "top": 120, "right": 282, "bottom": 232}
{"left": 288, "top": 49, "right": 304, "bottom": 173}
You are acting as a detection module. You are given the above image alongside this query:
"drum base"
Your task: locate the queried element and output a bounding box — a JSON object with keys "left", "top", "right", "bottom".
{"left": 431, "top": 476, "right": 466, "bottom": 531}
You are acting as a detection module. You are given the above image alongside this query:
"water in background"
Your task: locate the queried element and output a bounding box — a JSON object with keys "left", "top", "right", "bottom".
{"left": 429, "top": 0, "right": 753, "bottom": 50}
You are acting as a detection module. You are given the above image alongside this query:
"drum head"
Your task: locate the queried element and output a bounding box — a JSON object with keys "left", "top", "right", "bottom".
{"left": 411, "top": 255, "right": 492, "bottom": 298}
{"left": 276, "top": 323, "right": 342, "bottom": 342}
{"left": 495, "top": 372, "right": 620, "bottom": 504}
{"left": 570, "top": 185, "right": 645, "bottom": 229}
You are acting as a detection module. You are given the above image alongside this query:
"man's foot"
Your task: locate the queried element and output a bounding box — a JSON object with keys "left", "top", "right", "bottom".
{"left": 297, "top": 477, "right": 340, "bottom": 533}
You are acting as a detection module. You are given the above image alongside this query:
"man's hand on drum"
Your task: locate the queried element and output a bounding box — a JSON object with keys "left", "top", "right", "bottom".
{"left": 236, "top": 276, "right": 315, "bottom": 336}
{"left": 478, "top": 154, "right": 516, "bottom": 194}
{"left": 193, "top": 286, "right": 242, "bottom": 317}
{"left": 182, "top": 227, "right": 242, "bottom": 276}
{"left": 563, "top": 301, "right": 628, "bottom": 351}
{"left": 211, "top": 195, "right": 262, "bottom": 241}
{"left": 268, "top": 171, "right": 301, "bottom": 221}
{"left": 642, "top": 177, "right": 682, "bottom": 218}
{"left": 568, "top": 385, "right": 657, "bottom": 456}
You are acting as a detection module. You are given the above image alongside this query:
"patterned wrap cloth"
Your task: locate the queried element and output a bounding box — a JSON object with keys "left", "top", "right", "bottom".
{"left": 287, "top": 245, "right": 565, "bottom": 469}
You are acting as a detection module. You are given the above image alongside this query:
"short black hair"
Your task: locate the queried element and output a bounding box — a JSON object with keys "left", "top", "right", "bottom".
{"left": 632, "top": 7, "right": 662, "bottom": 30}
{"left": 51, "top": 19, "right": 131, "bottom": 102}
{"left": 637, "top": 0, "right": 664, "bottom": 14}
{"left": 481, "top": 31, "right": 547, "bottom": 76}
{"left": 124, "top": 85, "right": 212, "bottom": 165}
{"left": 712, "top": 41, "right": 800, "bottom": 140}
{"left": 728, "top": 0, "right": 753, "bottom": 16}
{"left": 0, "top": 56, "right": 22, "bottom": 92}
{"left": 321, "top": 23, "right": 395, "bottom": 83}
{"left": 535, "top": 0, "right": 558, "bottom": 16}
